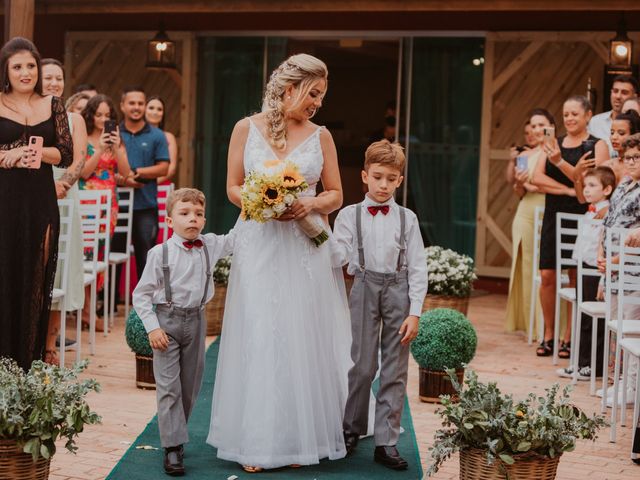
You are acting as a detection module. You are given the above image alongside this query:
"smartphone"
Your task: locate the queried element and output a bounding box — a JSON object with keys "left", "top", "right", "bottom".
{"left": 582, "top": 139, "right": 597, "bottom": 160}
{"left": 26, "top": 136, "right": 43, "bottom": 169}
{"left": 543, "top": 126, "right": 555, "bottom": 146}
{"left": 516, "top": 155, "right": 528, "bottom": 172}
{"left": 104, "top": 120, "right": 117, "bottom": 135}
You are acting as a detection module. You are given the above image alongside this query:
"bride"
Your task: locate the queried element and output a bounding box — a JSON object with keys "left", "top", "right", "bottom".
{"left": 207, "top": 54, "right": 352, "bottom": 472}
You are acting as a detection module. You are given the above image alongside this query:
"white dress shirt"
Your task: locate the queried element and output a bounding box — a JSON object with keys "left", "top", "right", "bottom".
{"left": 571, "top": 200, "right": 608, "bottom": 267}
{"left": 330, "top": 196, "right": 428, "bottom": 316}
{"left": 133, "top": 231, "right": 234, "bottom": 332}
{"left": 588, "top": 111, "right": 615, "bottom": 158}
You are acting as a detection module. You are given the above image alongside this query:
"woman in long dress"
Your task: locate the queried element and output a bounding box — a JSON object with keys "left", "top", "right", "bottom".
{"left": 207, "top": 54, "right": 352, "bottom": 472}
{"left": 0, "top": 37, "right": 73, "bottom": 370}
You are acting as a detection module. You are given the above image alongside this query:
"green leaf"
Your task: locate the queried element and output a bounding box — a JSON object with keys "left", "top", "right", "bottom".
{"left": 463, "top": 423, "right": 474, "bottom": 430}
{"left": 517, "top": 441, "right": 531, "bottom": 452}
{"left": 40, "top": 444, "right": 50, "bottom": 459}
{"left": 499, "top": 454, "right": 515, "bottom": 465}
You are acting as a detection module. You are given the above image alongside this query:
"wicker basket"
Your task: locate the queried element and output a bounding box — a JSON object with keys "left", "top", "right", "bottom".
{"left": 459, "top": 448, "right": 561, "bottom": 480}
{"left": 135, "top": 355, "right": 156, "bottom": 390}
{"left": 423, "top": 294, "right": 469, "bottom": 316}
{"left": 0, "top": 439, "right": 51, "bottom": 480}
{"left": 419, "top": 367, "right": 464, "bottom": 403}
{"left": 206, "top": 285, "right": 227, "bottom": 336}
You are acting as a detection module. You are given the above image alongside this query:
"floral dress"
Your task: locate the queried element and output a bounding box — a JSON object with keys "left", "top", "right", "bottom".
{"left": 79, "top": 143, "right": 119, "bottom": 289}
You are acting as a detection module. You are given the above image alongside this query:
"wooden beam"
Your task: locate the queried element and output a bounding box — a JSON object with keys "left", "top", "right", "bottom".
{"left": 476, "top": 265, "right": 510, "bottom": 279}
{"left": 485, "top": 213, "right": 512, "bottom": 256}
{"left": 178, "top": 33, "right": 197, "bottom": 188}
{"left": 165, "top": 69, "right": 183, "bottom": 89}
{"left": 72, "top": 39, "right": 108, "bottom": 85}
{"left": 492, "top": 41, "right": 544, "bottom": 95}
{"left": 4, "top": 0, "right": 34, "bottom": 42}
{"left": 474, "top": 33, "right": 495, "bottom": 269}
{"left": 588, "top": 41, "right": 610, "bottom": 64}
{"left": 34, "top": 0, "right": 640, "bottom": 15}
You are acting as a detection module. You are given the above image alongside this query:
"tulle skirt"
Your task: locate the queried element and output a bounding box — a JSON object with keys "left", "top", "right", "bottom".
{"left": 207, "top": 214, "right": 352, "bottom": 468}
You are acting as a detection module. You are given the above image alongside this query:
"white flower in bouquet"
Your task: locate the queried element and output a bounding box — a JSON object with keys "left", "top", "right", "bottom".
{"left": 284, "top": 193, "right": 295, "bottom": 206}
{"left": 425, "top": 246, "right": 477, "bottom": 298}
{"left": 273, "top": 202, "right": 287, "bottom": 214}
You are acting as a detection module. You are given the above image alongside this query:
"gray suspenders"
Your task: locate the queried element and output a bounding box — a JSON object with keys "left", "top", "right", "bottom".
{"left": 162, "top": 241, "right": 212, "bottom": 307}
{"left": 355, "top": 202, "right": 407, "bottom": 272}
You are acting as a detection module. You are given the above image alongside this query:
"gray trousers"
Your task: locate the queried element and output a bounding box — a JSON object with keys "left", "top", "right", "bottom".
{"left": 343, "top": 269, "right": 410, "bottom": 446}
{"left": 153, "top": 304, "right": 207, "bottom": 448}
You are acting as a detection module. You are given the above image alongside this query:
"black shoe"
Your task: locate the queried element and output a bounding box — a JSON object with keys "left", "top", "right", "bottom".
{"left": 374, "top": 446, "right": 408, "bottom": 470}
{"left": 343, "top": 432, "right": 359, "bottom": 456}
{"left": 55, "top": 336, "right": 77, "bottom": 350}
{"left": 164, "top": 446, "right": 185, "bottom": 476}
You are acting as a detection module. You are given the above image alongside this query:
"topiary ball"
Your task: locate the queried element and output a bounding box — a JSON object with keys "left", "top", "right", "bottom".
{"left": 125, "top": 308, "right": 152, "bottom": 357}
{"left": 410, "top": 308, "right": 477, "bottom": 371}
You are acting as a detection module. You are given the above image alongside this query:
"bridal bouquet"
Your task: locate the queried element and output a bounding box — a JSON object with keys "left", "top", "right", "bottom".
{"left": 240, "top": 159, "right": 329, "bottom": 246}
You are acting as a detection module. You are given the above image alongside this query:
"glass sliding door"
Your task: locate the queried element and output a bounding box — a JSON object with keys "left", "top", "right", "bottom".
{"left": 403, "top": 37, "right": 484, "bottom": 258}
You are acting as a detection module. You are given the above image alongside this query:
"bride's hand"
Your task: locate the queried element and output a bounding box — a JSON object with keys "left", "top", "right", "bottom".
{"left": 288, "top": 197, "right": 316, "bottom": 220}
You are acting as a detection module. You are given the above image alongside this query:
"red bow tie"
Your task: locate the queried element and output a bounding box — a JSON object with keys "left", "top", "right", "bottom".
{"left": 368, "top": 205, "right": 390, "bottom": 216}
{"left": 183, "top": 239, "right": 204, "bottom": 249}
{"left": 588, "top": 204, "right": 597, "bottom": 213}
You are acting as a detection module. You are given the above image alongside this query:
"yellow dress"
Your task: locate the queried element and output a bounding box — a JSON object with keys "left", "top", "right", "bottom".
{"left": 505, "top": 150, "right": 545, "bottom": 333}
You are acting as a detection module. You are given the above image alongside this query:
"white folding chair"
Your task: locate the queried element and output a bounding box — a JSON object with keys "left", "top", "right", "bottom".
{"left": 572, "top": 216, "right": 606, "bottom": 393}
{"left": 78, "top": 189, "right": 112, "bottom": 336}
{"left": 78, "top": 200, "right": 101, "bottom": 355}
{"left": 553, "top": 212, "right": 581, "bottom": 365}
{"left": 108, "top": 187, "right": 134, "bottom": 326}
{"left": 528, "top": 206, "right": 545, "bottom": 345}
{"left": 609, "top": 228, "right": 640, "bottom": 442}
{"left": 53, "top": 200, "right": 73, "bottom": 366}
{"left": 157, "top": 182, "right": 174, "bottom": 242}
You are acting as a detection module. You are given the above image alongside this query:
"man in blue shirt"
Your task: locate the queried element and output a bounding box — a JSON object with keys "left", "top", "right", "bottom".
{"left": 118, "top": 85, "right": 169, "bottom": 279}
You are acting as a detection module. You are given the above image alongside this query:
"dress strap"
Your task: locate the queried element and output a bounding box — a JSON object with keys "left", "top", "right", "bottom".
{"left": 356, "top": 203, "right": 365, "bottom": 271}
{"left": 200, "top": 243, "right": 212, "bottom": 306}
{"left": 162, "top": 242, "right": 172, "bottom": 305}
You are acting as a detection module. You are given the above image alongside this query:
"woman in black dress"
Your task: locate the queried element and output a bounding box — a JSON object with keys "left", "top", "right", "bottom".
{"left": 532, "top": 95, "right": 608, "bottom": 358}
{"left": 0, "top": 37, "right": 73, "bottom": 370}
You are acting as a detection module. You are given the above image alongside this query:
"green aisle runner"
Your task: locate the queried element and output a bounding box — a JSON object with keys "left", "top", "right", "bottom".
{"left": 107, "top": 340, "right": 423, "bottom": 479}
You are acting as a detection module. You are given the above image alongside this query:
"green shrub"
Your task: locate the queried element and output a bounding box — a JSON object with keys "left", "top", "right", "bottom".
{"left": 125, "top": 308, "right": 152, "bottom": 357}
{"left": 411, "top": 308, "right": 477, "bottom": 370}
{"left": 213, "top": 255, "right": 232, "bottom": 286}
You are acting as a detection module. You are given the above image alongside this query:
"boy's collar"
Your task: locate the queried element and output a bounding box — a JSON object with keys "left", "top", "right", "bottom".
{"left": 363, "top": 194, "right": 396, "bottom": 207}
{"left": 170, "top": 233, "right": 203, "bottom": 250}
{"left": 594, "top": 199, "right": 609, "bottom": 210}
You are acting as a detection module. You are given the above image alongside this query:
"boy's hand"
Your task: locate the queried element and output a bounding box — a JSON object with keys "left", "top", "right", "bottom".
{"left": 148, "top": 328, "right": 170, "bottom": 351}
{"left": 399, "top": 315, "right": 419, "bottom": 346}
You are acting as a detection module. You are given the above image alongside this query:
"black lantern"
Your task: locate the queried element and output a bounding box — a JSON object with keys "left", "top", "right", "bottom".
{"left": 609, "top": 17, "right": 633, "bottom": 67}
{"left": 146, "top": 29, "right": 176, "bottom": 70}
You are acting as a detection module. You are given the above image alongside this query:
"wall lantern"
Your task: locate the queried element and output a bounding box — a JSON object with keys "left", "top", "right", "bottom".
{"left": 146, "top": 29, "right": 176, "bottom": 70}
{"left": 609, "top": 17, "right": 633, "bottom": 67}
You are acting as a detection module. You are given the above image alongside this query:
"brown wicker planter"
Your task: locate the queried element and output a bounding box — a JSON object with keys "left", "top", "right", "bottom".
{"left": 135, "top": 355, "right": 156, "bottom": 390}
{"left": 206, "top": 285, "right": 227, "bottom": 336}
{"left": 419, "top": 367, "right": 464, "bottom": 403}
{"left": 0, "top": 439, "right": 51, "bottom": 480}
{"left": 459, "top": 448, "right": 561, "bottom": 480}
{"left": 423, "top": 294, "right": 469, "bottom": 316}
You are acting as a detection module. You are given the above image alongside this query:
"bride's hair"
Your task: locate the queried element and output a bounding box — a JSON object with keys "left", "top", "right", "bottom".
{"left": 262, "top": 53, "right": 328, "bottom": 151}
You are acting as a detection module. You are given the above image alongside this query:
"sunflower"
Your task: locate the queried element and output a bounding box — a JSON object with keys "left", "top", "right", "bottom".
{"left": 282, "top": 165, "right": 304, "bottom": 188}
{"left": 263, "top": 159, "right": 282, "bottom": 168}
{"left": 261, "top": 183, "right": 283, "bottom": 205}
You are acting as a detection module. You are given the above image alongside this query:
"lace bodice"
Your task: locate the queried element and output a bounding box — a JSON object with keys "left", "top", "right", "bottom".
{"left": 244, "top": 119, "right": 324, "bottom": 197}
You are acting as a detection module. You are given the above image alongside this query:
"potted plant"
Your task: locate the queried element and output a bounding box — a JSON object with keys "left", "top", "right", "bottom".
{"left": 0, "top": 358, "right": 101, "bottom": 480}
{"left": 125, "top": 309, "right": 155, "bottom": 389}
{"left": 206, "top": 255, "right": 231, "bottom": 336}
{"left": 427, "top": 370, "right": 606, "bottom": 479}
{"left": 411, "top": 308, "right": 477, "bottom": 403}
{"left": 424, "top": 246, "right": 477, "bottom": 315}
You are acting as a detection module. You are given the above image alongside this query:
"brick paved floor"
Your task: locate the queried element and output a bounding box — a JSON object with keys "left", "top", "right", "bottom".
{"left": 48, "top": 294, "right": 638, "bottom": 479}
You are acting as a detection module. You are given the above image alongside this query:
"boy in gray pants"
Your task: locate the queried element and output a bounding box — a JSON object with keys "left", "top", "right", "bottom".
{"left": 330, "top": 140, "right": 427, "bottom": 470}
{"left": 133, "top": 188, "right": 234, "bottom": 476}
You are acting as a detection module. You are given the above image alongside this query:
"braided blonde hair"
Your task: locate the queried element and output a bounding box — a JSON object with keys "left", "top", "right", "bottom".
{"left": 262, "top": 53, "right": 328, "bottom": 151}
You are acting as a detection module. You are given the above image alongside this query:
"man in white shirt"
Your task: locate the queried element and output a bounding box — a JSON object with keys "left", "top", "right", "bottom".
{"left": 589, "top": 75, "right": 638, "bottom": 157}
{"left": 331, "top": 140, "right": 427, "bottom": 471}
{"left": 133, "top": 188, "right": 234, "bottom": 476}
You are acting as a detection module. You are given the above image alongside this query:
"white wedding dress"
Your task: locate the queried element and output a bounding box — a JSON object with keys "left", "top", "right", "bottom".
{"left": 207, "top": 119, "right": 352, "bottom": 468}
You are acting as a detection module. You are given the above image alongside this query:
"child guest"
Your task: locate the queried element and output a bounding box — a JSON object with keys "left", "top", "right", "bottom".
{"left": 330, "top": 140, "right": 427, "bottom": 470}
{"left": 557, "top": 166, "right": 616, "bottom": 380}
{"left": 133, "top": 188, "right": 234, "bottom": 476}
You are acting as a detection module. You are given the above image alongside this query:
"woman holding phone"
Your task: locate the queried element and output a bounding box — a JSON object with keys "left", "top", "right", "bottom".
{"left": 532, "top": 95, "right": 608, "bottom": 359}
{"left": 506, "top": 109, "right": 572, "bottom": 333}
{"left": 0, "top": 37, "right": 73, "bottom": 370}
{"left": 80, "top": 94, "right": 131, "bottom": 326}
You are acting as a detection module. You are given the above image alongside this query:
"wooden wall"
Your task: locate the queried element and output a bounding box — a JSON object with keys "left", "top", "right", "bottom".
{"left": 475, "top": 31, "right": 640, "bottom": 278}
{"left": 64, "top": 31, "right": 197, "bottom": 187}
